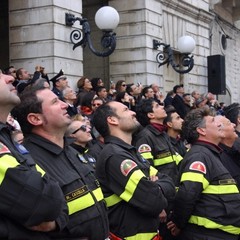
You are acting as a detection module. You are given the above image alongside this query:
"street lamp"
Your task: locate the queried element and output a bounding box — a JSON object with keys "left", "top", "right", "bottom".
{"left": 153, "top": 35, "right": 196, "bottom": 74}
{"left": 65, "top": 6, "right": 120, "bottom": 57}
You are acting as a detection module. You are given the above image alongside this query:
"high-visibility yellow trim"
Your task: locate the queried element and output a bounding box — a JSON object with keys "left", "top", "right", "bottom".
{"left": 0, "top": 155, "right": 19, "bottom": 185}
{"left": 173, "top": 153, "right": 183, "bottom": 165}
{"left": 202, "top": 184, "right": 239, "bottom": 194}
{"left": 149, "top": 166, "right": 158, "bottom": 177}
{"left": 153, "top": 155, "right": 174, "bottom": 166}
{"left": 35, "top": 164, "right": 46, "bottom": 176}
{"left": 189, "top": 215, "right": 240, "bottom": 235}
{"left": 125, "top": 232, "right": 157, "bottom": 239}
{"left": 93, "top": 187, "right": 104, "bottom": 201}
{"left": 141, "top": 152, "right": 153, "bottom": 160}
{"left": 67, "top": 187, "right": 103, "bottom": 215}
{"left": 105, "top": 194, "right": 122, "bottom": 207}
{"left": 120, "top": 169, "right": 145, "bottom": 202}
{"left": 180, "top": 172, "right": 209, "bottom": 189}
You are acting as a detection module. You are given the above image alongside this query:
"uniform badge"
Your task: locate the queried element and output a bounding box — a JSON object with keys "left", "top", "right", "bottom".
{"left": 189, "top": 161, "right": 206, "bottom": 174}
{"left": 14, "top": 143, "right": 29, "bottom": 154}
{"left": 120, "top": 159, "right": 137, "bottom": 176}
{"left": 138, "top": 144, "right": 151, "bottom": 153}
{"left": 0, "top": 142, "right": 11, "bottom": 155}
{"left": 77, "top": 154, "right": 88, "bottom": 163}
{"left": 88, "top": 157, "right": 96, "bottom": 163}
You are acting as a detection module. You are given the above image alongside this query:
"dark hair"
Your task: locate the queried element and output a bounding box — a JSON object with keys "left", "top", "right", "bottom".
{"left": 135, "top": 98, "right": 155, "bottom": 127}
{"left": 181, "top": 108, "right": 211, "bottom": 144}
{"left": 12, "top": 85, "right": 45, "bottom": 135}
{"left": 91, "top": 77, "right": 102, "bottom": 91}
{"left": 223, "top": 103, "right": 240, "bottom": 125}
{"left": 115, "top": 91, "right": 127, "bottom": 103}
{"left": 141, "top": 86, "right": 151, "bottom": 98}
{"left": 96, "top": 86, "right": 106, "bottom": 96}
{"left": 126, "top": 83, "right": 134, "bottom": 95}
{"left": 3, "top": 66, "right": 15, "bottom": 74}
{"left": 163, "top": 105, "right": 176, "bottom": 124}
{"left": 16, "top": 68, "right": 24, "bottom": 80}
{"left": 92, "top": 101, "right": 117, "bottom": 137}
{"left": 115, "top": 80, "right": 125, "bottom": 93}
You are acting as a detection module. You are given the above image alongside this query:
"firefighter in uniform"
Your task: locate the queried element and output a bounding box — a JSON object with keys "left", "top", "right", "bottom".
{"left": 93, "top": 101, "right": 175, "bottom": 240}
{"left": 15, "top": 86, "right": 109, "bottom": 240}
{"left": 134, "top": 99, "right": 183, "bottom": 185}
{"left": 167, "top": 108, "right": 240, "bottom": 240}
{"left": 66, "top": 120, "right": 97, "bottom": 169}
{"left": 0, "top": 71, "right": 68, "bottom": 238}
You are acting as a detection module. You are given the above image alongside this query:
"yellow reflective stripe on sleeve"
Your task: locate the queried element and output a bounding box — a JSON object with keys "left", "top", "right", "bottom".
{"left": 153, "top": 155, "right": 174, "bottom": 166}
{"left": 202, "top": 184, "right": 239, "bottom": 194}
{"left": 0, "top": 155, "right": 19, "bottom": 185}
{"left": 149, "top": 166, "right": 158, "bottom": 177}
{"left": 189, "top": 215, "right": 240, "bottom": 235}
{"left": 173, "top": 154, "right": 183, "bottom": 165}
{"left": 104, "top": 194, "right": 122, "bottom": 207}
{"left": 140, "top": 152, "right": 153, "bottom": 160}
{"left": 92, "top": 187, "right": 104, "bottom": 201}
{"left": 180, "top": 172, "right": 209, "bottom": 189}
{"left": 67, "top": 187, "right": 103, "bottom": 215}
{"left": 120, "top": 169, "right": 145, "bottom": 202}
{"left": 125, "top": 232, "right": 157, "bottom": 239}
{"left": 35, "top": 164, "right": 46, "bottom": 177}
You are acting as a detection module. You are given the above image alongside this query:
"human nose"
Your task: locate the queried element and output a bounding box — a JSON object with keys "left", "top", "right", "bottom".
{"left": 61, "top": 100, "right": 68, "bottom": 109}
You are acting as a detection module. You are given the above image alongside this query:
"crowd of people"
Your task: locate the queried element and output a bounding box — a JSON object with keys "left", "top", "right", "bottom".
{"left": 1, "top": 64, "right": 240, "bottom": 240}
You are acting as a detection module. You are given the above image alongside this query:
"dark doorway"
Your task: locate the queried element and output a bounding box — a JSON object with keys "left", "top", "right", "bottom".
{"left": 0, "top": 0, "right": 9, "bottom": 70}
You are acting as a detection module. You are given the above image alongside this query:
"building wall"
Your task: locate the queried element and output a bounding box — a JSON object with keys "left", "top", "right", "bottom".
{"left": 3, "top": 0, "right": 240, "bottom": 102}
{"left": 8, "top": 0, "right": 83, "bottom": 89}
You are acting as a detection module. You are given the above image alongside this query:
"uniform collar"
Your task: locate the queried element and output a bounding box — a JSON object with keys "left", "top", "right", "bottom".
{"left": 25, "top": 133, "right": 74, "bottom": 154}
{"left": 104, "top": 135, "right": 135, "bottom": 150}
{"left": 195, "top": 140, "right": 222, "bottom": 153}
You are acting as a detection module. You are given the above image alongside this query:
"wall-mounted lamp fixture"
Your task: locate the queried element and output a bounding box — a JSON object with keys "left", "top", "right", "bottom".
{"left": 65, "top": 6, "right": 120, "bottom": 57}
{"left": 153, "top": 36, "right": 196, "bottom": 74}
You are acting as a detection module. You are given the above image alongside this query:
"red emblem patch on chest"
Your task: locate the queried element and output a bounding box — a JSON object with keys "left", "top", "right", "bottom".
{"left": 0, "top": 142, "right": 11, "bottom": 154}
{"left": 189, "top": 161, "right": 206, "bottom": 174}
{"left": 138, "top": 144, "right": 151, "bottom": 153}
{"left": 120, "top": 159, "right": 137, "bottom": 176}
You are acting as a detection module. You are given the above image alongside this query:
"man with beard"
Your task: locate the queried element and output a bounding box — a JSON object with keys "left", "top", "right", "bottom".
{"left": 93, "top": 101, "right": 175, "bottom": 240}
{"left": 14, "top": 85, "right": 109, "bottom": 240}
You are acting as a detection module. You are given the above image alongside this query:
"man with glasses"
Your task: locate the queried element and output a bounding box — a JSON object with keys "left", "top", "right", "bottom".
{"left": 66, "top": 121, "right": 96, "bottom": 169}
{"left": 14, "top": 85, "right": 109, "bottom": 240}
{"left": 0, "top": 70, "right": 68, "bottom": 238}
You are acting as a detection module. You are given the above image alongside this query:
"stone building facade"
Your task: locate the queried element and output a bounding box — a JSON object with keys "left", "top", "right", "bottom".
{"left": 0, "top": 0, "right": 239, "bottom": 104}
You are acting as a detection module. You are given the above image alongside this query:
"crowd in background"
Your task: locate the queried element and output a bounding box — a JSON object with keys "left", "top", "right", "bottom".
{"left": 1, "top": 64, "right": 240, "bottom": 239}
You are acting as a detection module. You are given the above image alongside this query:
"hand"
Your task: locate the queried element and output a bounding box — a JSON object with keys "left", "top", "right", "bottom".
{"left": 35, "top": 65, "right": 41, "bottom": 72}
{"left": 167, "top": 221, "right": 181, "bottom": 236}
{"left": 149, "top": 175, "right": 159, "bottom": 182}
{"left": 28, "top": 221, "right": 56, "bottom": 232}
{"left": 159, "top": 209, "right": 167, "bottom": 223}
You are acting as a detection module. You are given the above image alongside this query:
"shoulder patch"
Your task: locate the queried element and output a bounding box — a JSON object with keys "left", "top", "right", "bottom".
{"left": 189, "top": 161, "right": 206, "bottom": 174}
{"left": 0, "top": 142, "right": 11, "bottom": 155}
{"left": 138, "top": 144, "right": 151, "bottom": 153}
{"left": 120, "top": 159, "right": 137, "bottom": 176}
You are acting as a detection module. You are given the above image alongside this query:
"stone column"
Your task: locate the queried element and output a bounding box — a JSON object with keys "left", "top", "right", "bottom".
{"left": 9, "top": 0, "right": 83, "bottom": 88}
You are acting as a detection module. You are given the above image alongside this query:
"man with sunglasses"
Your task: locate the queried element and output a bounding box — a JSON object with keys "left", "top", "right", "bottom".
{"left": 66, "top": 121, "right": 96, "bottom": 169}
{"left": 14, "top": 85, "right": 109, "bottom": 240}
